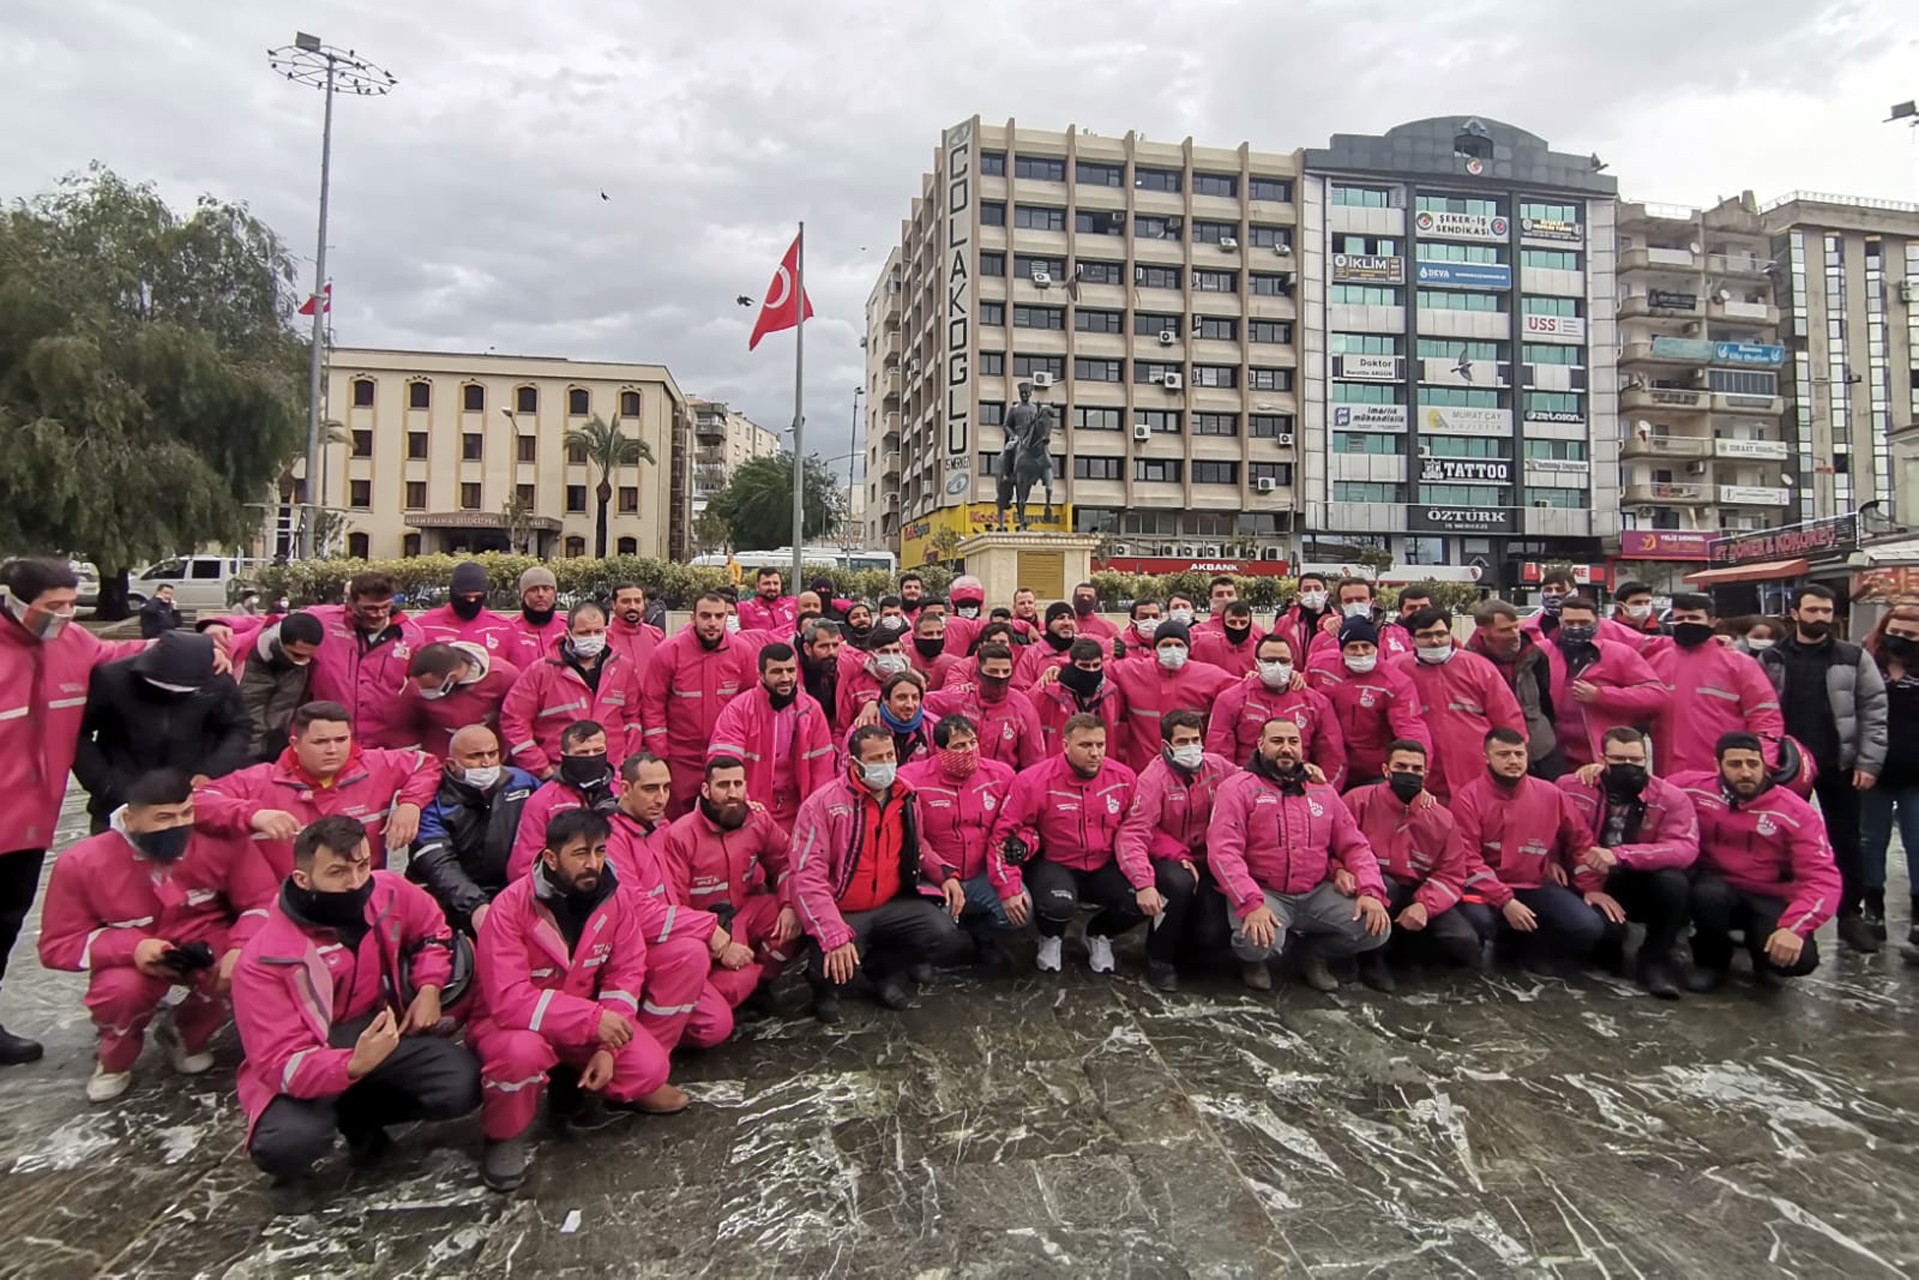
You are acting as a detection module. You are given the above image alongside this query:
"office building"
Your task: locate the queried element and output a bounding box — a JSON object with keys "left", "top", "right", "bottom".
{"left": 306, "top": 348, "right": 692, "bottom": 561}
{"left": 689, "top": 397, "right": 782, "bottom": 516}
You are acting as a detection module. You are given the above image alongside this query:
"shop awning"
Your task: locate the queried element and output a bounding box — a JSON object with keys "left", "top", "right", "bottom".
{"left": 1683, "top": 557, "right": 1808, "bottom": 586}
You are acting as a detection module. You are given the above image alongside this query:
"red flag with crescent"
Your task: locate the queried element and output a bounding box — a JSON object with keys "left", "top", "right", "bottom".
{"left": 748, "top": 232, "right": 813, "bottom": 350}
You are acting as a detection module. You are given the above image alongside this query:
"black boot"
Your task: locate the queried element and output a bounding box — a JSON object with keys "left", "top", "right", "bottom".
{"left": 0, "top": 1023, "right": 43, "bottom": 1066}
{"left": 1837, "top": 914, "right": 1882, "bottom": 954}
{"left": 1357, "top": 949, "right": 1397, "bottom": 993}
{"left": 809, "top": 974, "right": 842, "bottom": 1024}
{"left": 1863, "top": 890, "right": 1887, "bottom": 941}
{"left": 1637, "top": 955, "right": 1681, "bottom": 1000}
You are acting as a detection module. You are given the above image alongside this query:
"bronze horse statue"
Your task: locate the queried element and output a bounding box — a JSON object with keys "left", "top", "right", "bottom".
{"left": 994, "top": 387, "right": 1057, "bottom": 530}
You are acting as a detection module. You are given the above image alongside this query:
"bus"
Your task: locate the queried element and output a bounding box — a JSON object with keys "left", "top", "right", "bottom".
{"left": 689, "top": 546, "right": 898, "bottom": 576}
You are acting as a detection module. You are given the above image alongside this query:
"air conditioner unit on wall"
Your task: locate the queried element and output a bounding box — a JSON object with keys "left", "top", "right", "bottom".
{"left": 1162, "top": 373, "right": 1184, "bottom": 390}
{"left": 1220, "top": 237, "right": 1239, "bottom": 252}
{"left": 1133, "top": 424, "right": 1153, "bottom": 441}
{"left": 1033, "top": 270, "right": 1053, "bottom": 288}
{"left": 1032, "top": 371, "right": 1054, "bottom": 388}
{"left": 1158, "top": 330, "right": 1177, "bottom": 345}
{"left": 1255, "top": 476, "right": 1278, "bottom": 493}
{"left": 1276, "top": 432, "right": 1295, "bottom": 445}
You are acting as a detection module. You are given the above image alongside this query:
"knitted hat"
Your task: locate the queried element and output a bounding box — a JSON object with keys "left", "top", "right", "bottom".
{"left": 518, "top": 566, "right": 557, "bottom": 594}
{"left": 1044, "top": 601, "right": 1074, "bottom": 626}
{"left": 1339, "top": 616, "right": 1380, "bottom": 647}
{"left": 451, "top": 562, "right": 489, "bottom": 595}
{"left": 1153, "top": 619, "right": 1192, "bottom": 648}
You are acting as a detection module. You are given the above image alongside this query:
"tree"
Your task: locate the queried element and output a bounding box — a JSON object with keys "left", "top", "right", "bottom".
{"left": 563, "top": 413, "right": 655, "bottom": 559}
{"left": 0, "top": 165, "right": 307, "bottom": 616}
{"left": 707, "top": 452, "right": 842, "bottom": 552}
{"left": 925, "top": 526, "right": 965, "bottom": 567}
{"left": 691, "top": 509, "right": 732, "bottom": 557}
{"left": 500, "top": 490, "right": 536, "bottom": 555}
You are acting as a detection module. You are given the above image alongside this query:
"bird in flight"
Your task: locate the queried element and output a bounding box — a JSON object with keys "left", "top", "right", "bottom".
{"left": 600, "top": 190, "right": 610, "bottom": 201}
{"left": 736, "top": 295, "right": 754, "bottom": 307}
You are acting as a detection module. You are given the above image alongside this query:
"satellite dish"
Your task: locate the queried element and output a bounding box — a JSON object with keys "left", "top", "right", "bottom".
{"left": 1781, "top": 473, "right": 1795, "bottom": 486}
{"left": 1717, "top": 289, "right": 1731, "bottom": 302}
{"left": 1688, "top": 242, "right": 1702, "bottom": 254}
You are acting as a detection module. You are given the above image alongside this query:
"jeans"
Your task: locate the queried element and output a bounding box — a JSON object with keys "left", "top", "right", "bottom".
{"left": 1602, "top": 865, "right": 1692, "bottom": 960}
{"left": 1688, "top": 870, "right": 1821, "bottom": 978}
{"left": 1025, "top": 858, "right": 1146, "bottom": 943}
{"left": 1858, "top": 784, "right": 1919, "bottom": 913}
{"left": 810, "top": 895, "right": 969, "bottom": 988}
{"left": 961, "top": 872, "right": 1013, "bottom": 930}
{"left": 1502, "top": 884, "right": 1610, "bottom": 959}
{"left": 1811, "top": 770, "right": 1864, "bottom": 917}
{"left": 1226, "top": 881, "right": 1388, "bottom": 963}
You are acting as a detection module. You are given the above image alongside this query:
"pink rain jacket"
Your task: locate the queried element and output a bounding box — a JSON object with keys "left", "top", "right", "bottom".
{"left": 1669, "top": 770, "right": 1840, "bottom": 938}
{"left": 1206, "top": 770, "right": 1384, "bottom": 914}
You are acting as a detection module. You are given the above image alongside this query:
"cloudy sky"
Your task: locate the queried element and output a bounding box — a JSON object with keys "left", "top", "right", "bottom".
{"left": 4, "top": 0, "right": 1915, "bottom": 481}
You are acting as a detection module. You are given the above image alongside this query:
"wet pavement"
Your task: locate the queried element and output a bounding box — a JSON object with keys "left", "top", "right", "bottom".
{"left": 2, "top": 795, "right": 1917, "bottom": 1278}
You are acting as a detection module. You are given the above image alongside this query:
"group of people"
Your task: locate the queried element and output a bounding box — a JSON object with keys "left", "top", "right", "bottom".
{"left": 0, "top": 553, "right": 1898, "bottom": 1212}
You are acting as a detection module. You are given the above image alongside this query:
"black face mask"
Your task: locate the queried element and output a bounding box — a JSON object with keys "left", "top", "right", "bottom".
{"left": 289, "top": 878, "right": 375, "bottom": 930}
{"left": 1224, "top": 623, "right": 1252, "bottom": 645}
{"left": 979, "top": 672, "right": 1011, "bottom": 700}
{"left": 847, "top": 621, "right": 873, "bottom": 642}
{"left": 1074, "top": 598, "right": 1096, "bottom": 617}
{"left": 915, "top": 637, "right": 945, "bottom": 660}
{"left": 1603, "top": 763, "right": 1649, "bottom": 799}
{"left": 451, "top": 595, "right": 486, "bottom": 621}
{"left": 132, "top": 824, "right": 192, "bottom": 863}
{"left": 1556, "top": 625, "right": 1596, "bottom": 649}
{"left": 522, "top": 604, "right": 556, "bottom": 627}
{"left": 1673, "top": 622, "right": 1715, "bottom": 649}
{"left": 1386, "top": 772, "right": 1424, "bottom": 805}
{"left": 560, "top": 754, "right": 611, "bottom": 789}
{"left": 1044, "top": 630, "right": 1074, "bottom": 653}
{"left": 1059, "top": 664, "right": 1103, "bottom": 697}
{"left": 1797, "top": 619, "right": 1832, "bottom": 641}
{"left": 1886, "top": 635, "right": 1919, "bottom": 663}
{"left": 766, "top": 682, "right": 798, "bottom": 710}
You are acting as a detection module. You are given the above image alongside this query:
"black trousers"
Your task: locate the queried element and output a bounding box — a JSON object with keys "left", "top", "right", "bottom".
{"left": 249, "top": 1014, "right": 481, "bottom": 1181}
{"left": 810, "top": 895, "right": 969, "bottom": 988}
{"left": 0, "top": 849, "right": 48, "bottom": 988}
{"left": 1025, "top": 858, "right": 1146, "bottom": 943}
{"left": 1689, "top": 871, "right": 1821, "bottom": 978}
{"left": 1381, "top": 876, "right": 1488, "bottom": 968}
{"left": 1810, "top": 770, "right": 1864, "bottom": 918}
{"left": 1603, "top": 865, "right": 1690, "bottom": 959}
{"left": 1133, "top": 859, "right": 1232, "bottom": 967}
{"left": 1502, "top": 884, "right": 1612, "bottom": 959}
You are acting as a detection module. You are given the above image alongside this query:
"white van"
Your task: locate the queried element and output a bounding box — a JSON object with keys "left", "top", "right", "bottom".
{"left": 129, "top": 556, "right": 266, "bottom": 619}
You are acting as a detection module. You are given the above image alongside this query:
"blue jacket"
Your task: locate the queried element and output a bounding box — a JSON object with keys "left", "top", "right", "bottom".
{"left": 407, "top": 766, "right": 539, "bottom": 929}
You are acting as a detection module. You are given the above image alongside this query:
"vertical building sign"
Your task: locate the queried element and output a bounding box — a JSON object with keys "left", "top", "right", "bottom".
{"left": 943, "top": 121, "right": 973, "bottom": 462}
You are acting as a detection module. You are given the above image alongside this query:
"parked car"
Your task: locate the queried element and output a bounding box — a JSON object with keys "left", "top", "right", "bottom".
{"left": 71, "top": 561, "right": 100, "bottom": 611}
{"left": 127, "top": 556, "right": 266, "bottom": 619}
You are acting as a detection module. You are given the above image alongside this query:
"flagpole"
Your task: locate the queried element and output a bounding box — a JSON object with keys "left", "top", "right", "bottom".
{"left": 791, "top": 221, "right": 805, "bottom": 594}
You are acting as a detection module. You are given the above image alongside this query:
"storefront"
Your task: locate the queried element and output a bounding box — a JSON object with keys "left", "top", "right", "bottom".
{"left": 1685, "top": 515, "right": 1862, "bottom": 618}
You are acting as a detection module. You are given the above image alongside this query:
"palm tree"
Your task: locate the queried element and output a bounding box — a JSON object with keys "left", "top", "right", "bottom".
{"left": 563, "top": 413, "right": 656, "bottom": 558}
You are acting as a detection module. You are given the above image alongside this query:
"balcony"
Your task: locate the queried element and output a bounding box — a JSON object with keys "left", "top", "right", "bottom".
{"left": 1623, "top": 385, "right": 1709, "bottom": 414}
{"left": 882, "top": 450, "right": 901, "bottom": 478}
{"left": 1706, "top": 253, "right": 1770, "bottom": 279}
{"left": 1711, "top": 392, "right": 1783, "bottom": 416}
{"left": 1707, "top": 297, "right": 1779, "bottom": 326}
{"left": 1618, "top": 246, "right": 1699, "bottom": 276}
{"left": 1718, "top": 484, "right": 1792, "bottom": 506}
{"left": 1623, "top": 482, "right": 1710, "bottom": 505}
{"left": 1620, "top": 342, "right": 1707, "bottom": 368}
{"left": 1619, "top": 293, "right": 1704, "bottom": 321}
{"left": 1621, "top": 434, "right": 1711, "bottom": 459}
{"left": 694, "top": 416, "right": 726, "bottom": 444}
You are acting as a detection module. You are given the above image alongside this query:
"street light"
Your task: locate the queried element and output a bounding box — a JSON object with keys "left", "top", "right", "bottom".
{"left": 846, "top": 386, "right": 864, "bottom": 550}
{"left": 268, "top": 32, "right": 397, "bottom": 558}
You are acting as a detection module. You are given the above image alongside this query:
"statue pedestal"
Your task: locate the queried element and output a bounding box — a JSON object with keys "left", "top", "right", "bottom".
{"left": 957, "top": 532, "right": 1099, "bottom": 603}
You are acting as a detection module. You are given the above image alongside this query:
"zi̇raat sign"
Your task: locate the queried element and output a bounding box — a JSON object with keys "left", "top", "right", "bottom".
{"left": 943, "top": 121, "right": 973, "bottom": 460}
{"left": 1414, "top": 210, "right": 1509, "bottom": 243}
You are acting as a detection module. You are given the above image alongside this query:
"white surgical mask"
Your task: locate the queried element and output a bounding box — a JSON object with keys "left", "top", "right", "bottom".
{"left": 1624, "top": 603, "right": 1653, "bottom": 620}
{"left": 1135, "top": 618, "right": 1160, "bottom": 640}
{"left": 873, "top": 652, "right": 910, "bottom": 676}
{"left": 416, "top": 684, "right": 447, "bottom": 701}
{"left": 570, "top": 633, "right": 607, "bottom": 657}
{"left": 1299, "top": 591, "right": 1329, "bottom": 612}
{"left": 1257, "top": 661, "right": 1293, "bottom": 689}
{"left": 1415, "top": 643, "right": 1454, "bottom": 665}
{"left": 1342, "top": 602, "right": 1371, "bottom": 619}
{"left": 1746, "top": 637, "right": 1775, "bottom": 652}
{"left": 1169, "top": 608, "right": 1195, "bottom": 626}
{"left": 462, "top": 765, "right": 502, "bottom": 789}
{"left": 861, "top": 761, "right": 897, "bottom": 792}
{"left": 1168, "top": 743, "right": 1205, "bottom": 771}
{"left": 726, "top": 616, "right": 742, "bottom": 633}
{"left": 1157, "top": 646, "right": 1189, "bottom": 671}
{"left": 143, "top": 677, "right": 199, "bottom": 695}
{"left": 1345, "top": 654, "right": 1378, "bottom": 675}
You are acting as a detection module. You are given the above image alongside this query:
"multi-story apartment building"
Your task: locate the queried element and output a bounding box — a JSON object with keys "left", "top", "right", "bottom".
{"left": 688, "top": 397, "right": 782, "bottom": 517}
{"left": 307, "top": 348, "right": 692, "bottom": 562}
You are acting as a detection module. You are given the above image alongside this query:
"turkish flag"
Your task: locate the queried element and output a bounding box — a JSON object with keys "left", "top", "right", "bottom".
{"left": 747, "top": 233, "right": 813, "bottom": 350}
{"left": 298, "top": 282, "right": 332, "bottom": 316}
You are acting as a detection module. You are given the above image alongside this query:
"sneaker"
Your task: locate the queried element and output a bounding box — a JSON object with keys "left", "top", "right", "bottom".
{"left": 1086, "top": 935, "right": 1117, "bottom": 975}
{"left": 1638, "top": 957, "right": 1681, "bottom": 1001}
{"left": 1357, "top": 950, "right": 1397, "bottom": 994}
{"left": 1035, "top": 937, "right": 1064, "bottom": 973}
{"left": 1682, "top": 963, "right": 1726, "bottom": 994}
{"left": 812, "top": 989, "right": 842, "bottom": 1025}
{"left": 622, "top": 1083, "right": 690, "bottom": 1115}
{"left": 1239, "top": 961, "right": 1273, "bottom": 992}
{"left": 482, "top": 1134, "right": 532, "bottom": 1193}
{"left": 1146, "top": 961, "right": 1179, "bottom": 992}
{"left": 0, "top": 1024, "right": 44, "bottom": 1067}
{"left": 268, "top": 1177, "right": 315, "bottom": 1216}
{"left": 155, "top": 1018, "right": 215, "bottom": 1076}
{"left": 86, "top": 1061, "right": 132, "bottom": 1103}
{"left": 1301, "top": 955, "right": 1340, "bottom": 993}
{"left": 1837, "top": 914, "right": 1882, "bottom": 954}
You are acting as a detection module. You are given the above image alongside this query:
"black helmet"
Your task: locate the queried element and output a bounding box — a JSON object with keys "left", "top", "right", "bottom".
{"left": 399, "top": 930, "right": 476, "bottom": 1012}
{"left": 1762, "top": 734, "right": 1816, "bottom": 799}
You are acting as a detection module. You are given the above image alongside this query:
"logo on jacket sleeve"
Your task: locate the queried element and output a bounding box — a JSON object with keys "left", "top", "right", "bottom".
{"left": 1359, "top": 690, "right": 1376, "bottom": 708}
{"left": 1757, "top": 815, "right": 1777, "bottom": 837}
{"left": 982, "top": 793, "right": 997, "bottom": 810}
{"left": 1307, "top": 799, "right": 1324, "bottom": 818}
{"left": 1107, "top": 795, "right": 1121, "bottom": 815}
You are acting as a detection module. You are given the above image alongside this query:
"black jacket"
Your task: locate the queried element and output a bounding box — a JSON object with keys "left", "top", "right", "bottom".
{"left": 73, "top": 648, "right": 251, "bottom": 822}
{"left": 407, "top": 767, "right": 540, "bottom": 929}
{"left": 139, "top": 598, "right": 184, "bottom": 638}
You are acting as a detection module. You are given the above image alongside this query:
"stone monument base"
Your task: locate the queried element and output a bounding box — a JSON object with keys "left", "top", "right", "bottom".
{"left": 956, "top": 532, "right": 1099, "bottom": 604}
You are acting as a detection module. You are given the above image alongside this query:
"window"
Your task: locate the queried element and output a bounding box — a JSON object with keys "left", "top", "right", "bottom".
{"left": 1329, "top": 284, "right": 1399, "bottom": 306}
{"left": 1521, "top": 249, "right": 1581, "bottom": 270}
{"left": 1250, "top": 413, "right": 1296, "bottom": 438}
{"left": 1134, "top": 363, "right": 1182, "bottom": 386}
{"left": 1243, "top": 320, "right": 1290, "bottom": 345}
{"left": 1250, "top": 273, "right": 1294, "bottom": 297}
{"left": 979, "top": 401, "right": 1005, "bottom": 425}
{"left": 564, "top": 536, "right": 586, "bottom": 558}
{"left": 568, "top": 387, "right": 590, "bottom": 415}
{"left": 567, "top": 442, "right": 587, "bottom": 465}
{"left": 1074, "top": 210, "right": 1123, "bottom": 236}
{"left": 1074, "top": 456, "right": 1124, "bottom": 481}
{"left": 1425, "top": 436, "right": 1506, "bottom": 458}
{"left": 1525, "top": 487, "right": 1584, "bottom": 509}
{"left": 1073, "top": 357, "right": 1123, "bottom": 382}
{"left": 1135, "top": 457, "right": 1184, "bottom": 482}
{"left": 407, "top": 431, "right": 429, "bottom": 460}
{"left": 1135, "top": 215, "right": 1181, "bottom": 241}
{"left": 1193, "top": 365, "right": 1237, "bottom": 389}
{"left": 1330, "top": 332, "right": 1398, "bottom": 355}
{"left": 1249, "top": 368, "right": 1292, "bottom": 391}
{"left": 347, "top": 532, "right": 369, "bottom": 559}
{"left": 1077, "top": 259, "right": 1125, "bottom": 284}
{"left": 620, "top": 390, "right": 641, "bottom": 417}
{"left": 1332, "top": 481, "right": 1402, "bottom": 502}
{"left": 1194, "top": 315, "right": 1237, "bottom": 340}
{"left": 1013, "top": 205, "right": 1065, "bottom": 231}
{"left": 1250, "top": 462, "right": 1293, "bottom": 485}
{"left": 978, "top": 351, "right": 1006, "bottom": 376}
{"left": 1423, "top": 387, "right": 1503, "bottom": 407}
{"left": 1333, "top": 382, "right": 1406, "bottom": 403}
{"left": 1418, "top": 289, "right": 1504, "bottom": 312}
{"left": 1415, "top": 194, "right": 1503, "bottom": 217}
{"left": 1334, "top": 234, "right": 1400, "bottom": 256}
{"left": 980, "top": 251, "right": 1005, "bottom": 277}
{"left": 1193, "top": 222, "right": 1237, "bottom": 246}
{"left": 1193, "top": 173, "right": 1238, "bottom": 198}
{"left": 462, "top": 383, "right": 485, "bottom": 412}
{"left": 1333, "top": 432, "right": 1402, "bottom": 454}
{"left": 1135, "top": 265, "right": 1180, "bottom": 290}
{"left": 980, "top": 150, "right": 1006, "bottom": 176}
{"left": 1135, "top": 312, "right": 1181, "bottom": 338}
{"left": 517, "top": 435, "right": 537, "bottom": 463}
{"left": 1250, "top": 177, "right": 1294, "bottom": 203}
{"left": 408, "top": 380, "right": 431, "bottom": 410}
{"left": 462, "top": 433, "right": 483, "bottom": 461}
{"left": 1136, "top": 410, "right": 1181, "bottom": 434}
{"left": 516, "top": 482, "right": 535, "bottom": 508}
{"left": 1522, "top": 296, "right": 1581, "bottom": 318}
{"left": 1709, "top": 368, "right": 1779, "bottom": 396}
{"left": 351, "top": 377, "right": 375, "bottom": 407}
{"left": 1135, "top": 167, "right": 1181, "bottom": 193}
{"left": 1193, "top": 412, "right": 1238, "bottom": 437}
{"left": 1522, "top": 343, "right": 1582, "bottom": 365}
{"left": 349, "top": 479, "right": 371, "bottom": 509}
{"left": 1013, "top": 155, "right": 1065, "bottom": 181}
{"left": 1013, "top": 305, "right": 1064, "bottom": 330}
{"left": 618, "top": 486, "right": 639, "bottom": 513}
{"left": 351, "top": 429, "right": 373, "bottom": 458}
{"left": 981, "top": 201, "right": 1006, "bottom": 227}
{"left": 404, "top": 481, "right": 427, "bottom": 509}
{"left": 1074, "top": 309, "right": 1122, "bottom": 334}
{"left": 402, "top": 534, "right": 422, "bottom": 557}
{"left": 617, "top": 537, "right": 638, "bottom": 555}
{"left": 1249, "top": 225, "right": 1291, "bottom": 250}
{"left": 1192, "top": 461, "right": 1240, "bottom": 485}
{"left": 1417, "top": 339, "right": 1505, "bottom": 361}
{"left": 1015, "top": 254, "right": 1065, "bottom": 280}
{"left": 1524, "top": 439, "right": 1587, "bottom": 461}
{"left": 1193, "top": 270, "right": 1238, "bottom": 294}
{"left": 566, "top": 484, "right": 587, "bottom": 513}
{"left": 1076, "top": 161, "right": 1123, "bottom": 188}
{"left": 1525, "top": 392, "right": 1584, "bottom": 418}
{"left": 1519, "top": 200, "right": 1580, "bottom": 225}
{"left": 1330, "top": 184, "right": 1391, "bottom": 208}
{"left": 981, "top": 301, "right": 1006, "bottom": 326}
{"left": 516, "top": 385, "right": 538, "bottom": 414}
{"left": 1416, "top": 241, "right": 1504, "bottom": 264}
{"left": 1418, "top": 484, "right": 1505, "bottom": 507}
{"left": 1075, "top": 407, "right": 1122, "bottom": 431}
{"left": 977, "top": 452, "right": 1000, "bottom": 477}
{"left": 1010, "top": 353, "right": 1064, "bottom": 379}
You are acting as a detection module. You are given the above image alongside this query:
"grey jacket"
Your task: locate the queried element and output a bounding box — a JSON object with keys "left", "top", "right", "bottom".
{"left": 238, "top": 623, "right": 313, "bottom": 760}
{"left": 1757, "top": 637, "right": 1888, "bottom": 775}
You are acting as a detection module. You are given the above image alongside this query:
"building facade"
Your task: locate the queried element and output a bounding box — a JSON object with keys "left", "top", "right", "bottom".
{"left": 308, "top": 349, "right": 691, "bottom": 562}
{"left": 689, "top": 397, "right": 782, "bottom": 517}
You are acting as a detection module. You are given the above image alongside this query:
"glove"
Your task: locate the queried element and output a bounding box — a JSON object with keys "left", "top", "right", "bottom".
{"left": 160, "top": 940, "right": 217, "bottom": 973}
{"left": 1001, "top": 834, "right": 1034, "bottom": 867}
{"left": 1112, "top": 638, "right": 1126, "bottom": 660}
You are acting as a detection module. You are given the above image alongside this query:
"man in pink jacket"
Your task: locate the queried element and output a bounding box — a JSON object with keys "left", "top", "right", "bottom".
{"left": 413, "top": 561, "right": 521, "bottom": 657}
{"left": 925, "top": 642, "right": 1044, "bottom": 771}
{"left": 898, "top": 715, "right": 1022, "bottom": 971}
{"left": 403, "top": 642, "right": 520, "bottom": 759}
{"left": 1115, "top": 710, "right": 1237, "bottom": 989}
{"left": 0, "top": 557, "right": 149, "bottom": 1064}
{"left": 662, "top": 756, "right": 795, "bottom": 1010}
{"left": 608, "top": 582, "right": 664, "bottom": 673}
{"left": 836, "top": 620, "right": 912, "bottom": 729}
{"left": 1191, "top": 601, "right": 1265, "bottom": 677}
{"left": 500, "top": 602, "right": 644, "bottom": 778}
{"left": 988, "top": 714, "right": 1145, "bottom": 977}
{"left": 1306, "top": 617, "right": 1432, "bottom": 787}
{"left": 909, "top": 611, "right": 961, "bottom": 691}
{"left": 1206, "top": 715, "right": 1391, "bottom": 992}
{"left": 1648, "top": 593, "right": 1783, "bottom": 777}
{"left": 1015, "top": 603, "right": 1080, "bottom": 690}
{"left": 507, "top": 721, "right": 623, "bottom": 880}
{"left": 640, "top": 592, "right": 756, "bottom": 818}
{"left": 1108, "top": 621, "right": 1238, "bottom": 772}
{"left": 1538, "top": 597, "right": 1667, "bottom": 768}
{"left": 1207, "top": 632, "right": 1346, "bottom": 781}
{"left": 1190, "top": 577, "right": 1239, "bottom": 639}
{"left": 707, "top": 641, "right": 837, "bottom": 833}
{"left": 736, "top": 566, "right": 797, "bottom": 635}
{"left": 470, "top": 807, "right": 691, "bottom": 1193}
{"left": 301, "top": 570, "right": 426, "bottom": 750}
{"left": 787, "top": 725, "right": 969, "bottom": 1021}
{"left": 233, "top": 815, "right": 480, "bottom": 1215}
{"left": 1557, "top": 727, "right": 1699, "bottom": 998}
{"left": 1034, "top": 638, "right": 1127, "bottom": 757}
{"left": 38, "top": 768, "right": 279, "bottom": 1101}
{"left": 1113, "top": 599, "right": 1165, "bottom": 663}
{"left": 1069, "top": 581, "right": 1119, "bottom": 642}
{"left": 196, "top": 701, "right": 439, "bottom": 877}
{"left": 1671, "top": 732, "right": 1841, "bottom": 990}
{"left": 1269, "top": 572, "right": 1341, "bottom": 673}
{"left": 1397, "top": 607, "right": 1527, "bottom": 803}
{"left": 506, "top": 566, "right": 565, "bottom": 667}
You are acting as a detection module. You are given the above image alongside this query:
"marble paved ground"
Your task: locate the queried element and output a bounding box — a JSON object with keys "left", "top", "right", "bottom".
{"left": 1, "top": 799, "right": 1917, "bottom": 1277}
